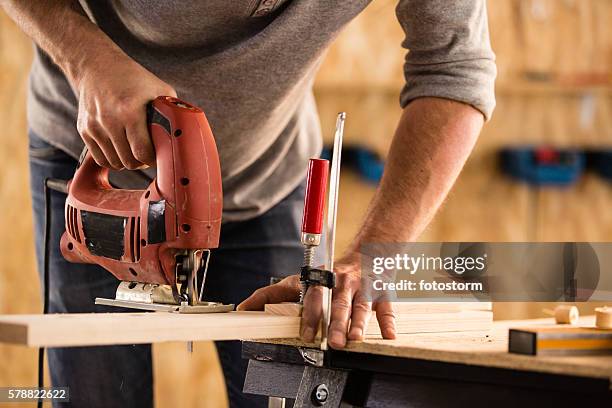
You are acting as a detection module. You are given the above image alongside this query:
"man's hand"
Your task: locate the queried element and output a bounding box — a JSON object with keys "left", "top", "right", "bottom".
{"left": 237, "top": 254, "right": 396, "bottom": 349}
{"left": 74, "top": 54, "right": 176, "bottom": 169}
{"left": 1, "top": 0, "right": 176, "bottom": 169}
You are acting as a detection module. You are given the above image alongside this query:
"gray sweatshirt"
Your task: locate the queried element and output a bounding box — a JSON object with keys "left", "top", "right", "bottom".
{"left": 27, "top": 0, "right": 496, "bottom": 221}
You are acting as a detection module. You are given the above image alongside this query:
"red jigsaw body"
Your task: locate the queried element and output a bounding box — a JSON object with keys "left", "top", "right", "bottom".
{"left": 60, "top": 96, "right": 223, "bottom": 286}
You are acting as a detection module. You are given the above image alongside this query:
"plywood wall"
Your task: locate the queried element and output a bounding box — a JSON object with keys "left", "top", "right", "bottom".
{"left": 318, "top": 0, "right": 612, "bottom": 249}
{"left": 0, "top": 8, "right": 40, "bottom": 404}
{"left": 320, "top": 0, "right": 612, "bottom": 321}
{"left": 1, "top": 0, "right": 611, "bottom": 406}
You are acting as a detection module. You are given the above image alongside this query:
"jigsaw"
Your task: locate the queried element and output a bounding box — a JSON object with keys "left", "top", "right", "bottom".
{"left": 60, "top": 96, "right": 232, "bottom": 313}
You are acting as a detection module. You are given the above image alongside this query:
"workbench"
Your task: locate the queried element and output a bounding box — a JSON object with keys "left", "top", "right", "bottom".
{"left": 241, "top": 317, "right": 612, "bottom": 407}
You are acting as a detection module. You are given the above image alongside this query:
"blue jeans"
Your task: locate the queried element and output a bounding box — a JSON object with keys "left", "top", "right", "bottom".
{"left": 28, "top": 132, "right": 304, "bottom": 407}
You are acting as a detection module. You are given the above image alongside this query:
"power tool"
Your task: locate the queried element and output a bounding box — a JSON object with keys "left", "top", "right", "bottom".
{"left": 499, "top": 146, "right": 584, "bottom": 186}
{"left": 60, "top": 96, "right": 233, "bottom": 313}
{"left": 586, "top": 149, "right": 612, "bottom": 182}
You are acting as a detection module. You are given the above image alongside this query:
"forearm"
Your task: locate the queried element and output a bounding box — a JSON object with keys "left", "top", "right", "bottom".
{"left": 1, "top": 1, "right": 125, "bottom": 86}
{"left": 346, "top": 97, "right": 483, "bottom": 252}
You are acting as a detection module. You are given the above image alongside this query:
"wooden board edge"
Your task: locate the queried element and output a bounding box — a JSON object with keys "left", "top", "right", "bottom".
{"left": 263, "top": 302, "right": 493, "bottom": 316}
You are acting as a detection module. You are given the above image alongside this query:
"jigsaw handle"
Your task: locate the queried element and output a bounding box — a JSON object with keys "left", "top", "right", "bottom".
{"left": 61, "top": 96, "right": 223, "bottom": 285}
{"left": 74, "top": 96, "right": 200, "bottom": 202}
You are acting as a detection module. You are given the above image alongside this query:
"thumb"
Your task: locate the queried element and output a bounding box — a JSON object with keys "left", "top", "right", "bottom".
{"left": 237, "top": 275, "right": 301, "bottom": 311}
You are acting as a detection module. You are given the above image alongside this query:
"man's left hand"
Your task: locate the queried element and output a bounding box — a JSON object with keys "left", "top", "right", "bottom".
{"left": 237, "top": 254, "right": 396, "bottom": 348}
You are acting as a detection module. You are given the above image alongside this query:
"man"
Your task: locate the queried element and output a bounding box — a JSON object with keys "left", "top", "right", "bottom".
{"left": 2, "top": 1, "right": 495, "bottom": 407}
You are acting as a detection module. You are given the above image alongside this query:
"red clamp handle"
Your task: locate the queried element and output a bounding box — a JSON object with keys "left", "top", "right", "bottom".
{"left": 301, "top": 158, "right": 329, "bottom": 235}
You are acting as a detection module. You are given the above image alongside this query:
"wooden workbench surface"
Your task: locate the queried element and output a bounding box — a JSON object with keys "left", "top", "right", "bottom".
{"left": 262, "top": 317, "right": 612, "bottom": 383}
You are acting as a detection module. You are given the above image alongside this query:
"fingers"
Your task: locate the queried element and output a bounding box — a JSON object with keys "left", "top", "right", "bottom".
{"left": 76, "top": 85, "right": 176, "bottom": 169}
{"left": 348, "top": 296, "right": 372, "bottom": 341}
{"left": 93, "top": 131, "right": 123, "bottom": 169}
{"left": 301, "top": 285, "right": 323, "bottom": 342}
{"left": 72, "top": 55, "right": 180, "bottom": 169}
{"left": 100, "top": 100, "right": 148, "bottom": 170}
{"left": 80, "top": 123, "right": 123, "bottom": 169}
{"left": 126, "top": 84, "right": 175, "bottom": 166}
{"left": 78, "top": 108, "right": 140, "bottom": 170}
{"left": 107, "top": 127, "right": 143, "bottom": 170}
{"left": 126, "top": 107, "right": 155, "bottom": 166}
{"left": 328, "top": 273, "right": 358, "bottom": 349}
{"left": 374, "top": 301, "right": 396, "bottom": 339}
{"left": 81, "top": 133, "right": 111, "bottom": 168}
{"left": 236, "top": 275, "right": 300, "bottom": 311}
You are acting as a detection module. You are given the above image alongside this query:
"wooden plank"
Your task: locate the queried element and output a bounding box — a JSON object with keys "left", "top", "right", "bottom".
{"left": 262, "top": 317, "right": 612, "bottom": 382}
{"left": 264, "top": 302, "right": 492, "bottom": 316}
{"left": 263, "top": 303, "right": 492, "bottom": 336}
{"left": 366, "top": 310, "right": 492, "bottom": 337}
{"left": 0, "top": 311, "right": 300, "bottom": 348}
{"left": 0, "top": 305, "right": 492, "bottom": 348}
{"left": 264, "top": 303, "right": 303, "bottom": 316}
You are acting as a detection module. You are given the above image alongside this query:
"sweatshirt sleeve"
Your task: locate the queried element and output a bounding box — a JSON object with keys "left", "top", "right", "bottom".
{"left": 396, "top": 0, "right": 497, "bottom": 120}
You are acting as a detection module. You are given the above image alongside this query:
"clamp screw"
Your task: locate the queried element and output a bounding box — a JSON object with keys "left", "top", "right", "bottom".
{"left": 312, "top": 384, "right": 329, "bottom": 405}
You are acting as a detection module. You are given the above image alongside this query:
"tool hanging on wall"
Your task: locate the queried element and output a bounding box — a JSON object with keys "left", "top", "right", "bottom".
{"left": 322, "top": 145, "right": 384, "bottom": 184}
{"left": 586, "top": 150, "right": 612, "bottom": 182}
{"left": 499, "top": 146, "right": 585, "bottom": 186}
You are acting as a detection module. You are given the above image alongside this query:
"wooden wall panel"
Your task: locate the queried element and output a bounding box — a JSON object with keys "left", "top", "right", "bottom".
{"left": 317, "top": 0, "right": 612, "bottom": 249}
{"left": 315, "top": 0, "right": 405, "bottom": 89}
{"left": 0, "top": 10, "right": 41, "bottom": 401}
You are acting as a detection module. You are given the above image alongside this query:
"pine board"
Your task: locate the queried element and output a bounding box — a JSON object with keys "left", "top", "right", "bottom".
{"left": 264, "top": 302, "right": 492, "bottom": 337}
{"left": 264, "top": 302, "right": 492, "bottom": 316}
{"left": 0, "top": 311, "right": 299, "bottom": 348}
{"left": 0, "top": 307, "right": 492, "bottom": 348}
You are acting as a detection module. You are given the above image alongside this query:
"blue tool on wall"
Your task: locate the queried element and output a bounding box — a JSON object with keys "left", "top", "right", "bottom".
{"left": 499, "top": 147, "right": 585, "bottom": 186}
{"left": 322, "top": 145, "right": 385, "bottom": 184}
{"left": 586, "top": 149, "right": 612, "bottom": 182}
{"left": 321, "top": 144, "right": 607, "bottom": 186}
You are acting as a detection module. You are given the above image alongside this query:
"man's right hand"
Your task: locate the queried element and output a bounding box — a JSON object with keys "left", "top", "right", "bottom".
{"left": 74, "top": 54, "right": 177, "bottom": 169}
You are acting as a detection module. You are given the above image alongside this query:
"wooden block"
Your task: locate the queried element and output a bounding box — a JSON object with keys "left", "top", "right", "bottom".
{"left": 392, "top": 302, "right": 492, "bottom": 313}
{"left": 366, "top": 311, "right": 492, "bottom": 337}
{"left": 457, "top": 302, "right": 493, "bottom": 312}
{"left": 264, "top": 302, "right": 492, "bottom": 316}
{"left": 263, "top": 303, "right": 493, "bottom": 336}
{"left": 0, "top": 311, "right": 300, "bottom": 348}
{"left": 264, "top": 303, "right": 302, "bottom": 316}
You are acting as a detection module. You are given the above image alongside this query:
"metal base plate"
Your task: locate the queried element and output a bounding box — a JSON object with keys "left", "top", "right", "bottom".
{"left": 95, "top": 297, "right": 234, "bottom": 314}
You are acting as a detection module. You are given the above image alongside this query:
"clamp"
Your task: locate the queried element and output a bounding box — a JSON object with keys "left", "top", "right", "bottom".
{"left": 299, "top": 113, "right": 345, "bottom": 351}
